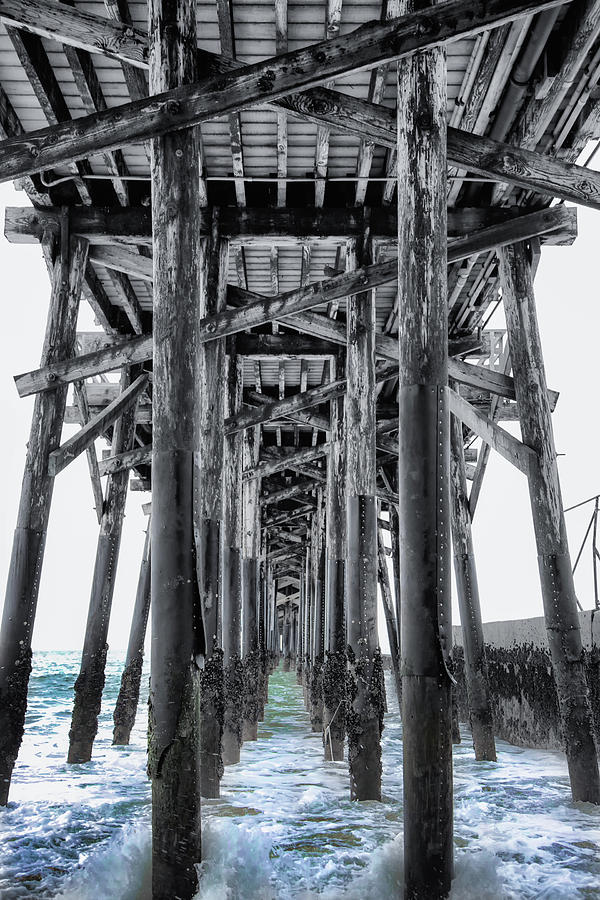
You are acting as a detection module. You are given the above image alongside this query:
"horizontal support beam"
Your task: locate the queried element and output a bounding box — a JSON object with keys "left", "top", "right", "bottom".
{"left": 450, "top": 356, "right": 559, "bottom": 410}
{"left": 263, "top": 479, "right": 316, "bottom": 506}
{"left": 0, "top": 0, "right": 567, "bottom": 187}
{"left": 48, "top": 372, "right": 148, "bottom": 476}
{"left": 448, "top": 387, "right": 536, "bottom": 476}
{"left": 98, "top": 444, "right": 152, "bottom": 476}
{"left": 4, "top": 205, "right": 577, "bottom": 246}
{"left": 244, "top": 444, "right": 330, "bottom": 481}
{"left": 228, "top": 363, "right": 398, "bottom": 435}
{"left": 15, "top": 259, "right": 396, "bottom": 397}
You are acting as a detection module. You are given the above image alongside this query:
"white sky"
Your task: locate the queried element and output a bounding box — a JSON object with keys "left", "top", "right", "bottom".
{"left": 0, "top": 180, "right": 599, "bottom": 651}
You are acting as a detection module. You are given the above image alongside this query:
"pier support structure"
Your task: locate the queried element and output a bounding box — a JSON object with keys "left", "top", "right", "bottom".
{"left": 148, "top": 0, "right": 204, "bottom": 894}
{"left": 221, "top": 350, "right": 244, "bottom": 766}
{"left": 68, "top": 366, "right": 138, "bottom": 764}
{"left": 197, "top": 217, "right": 227, "bottom": 799}
{"left": 449, "top": 414, "right": 496, "bottom": 761}
{"left": 0, "top": 231, "right": 87, "bottom": 805}
{"left": 309, "top": 490, "right": 325, "bottom": 732}
{"left": 242, "top": 426, "right": 261, "bottom": 742}
{"left": 113, "top": 521, "right": 151, "bottom": 746}
{"left": 345, "top": 241, "right": 383, "bottom": 801}
{"left": 499, "top": 241, "right": 600, "bottom": 804}
{"left": 397, "top": 15, "right": 454, "bottom": 895}
{"left": 322, "top": 360, "right": 346, "bottom": 760}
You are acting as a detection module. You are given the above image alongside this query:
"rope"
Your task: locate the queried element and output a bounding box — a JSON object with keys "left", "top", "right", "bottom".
{"left": 323, "top": 699, "right": 344, "bottom": 761}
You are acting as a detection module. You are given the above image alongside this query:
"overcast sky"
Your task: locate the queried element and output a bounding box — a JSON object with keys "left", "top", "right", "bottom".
{"left": 0, "top": 180, "right": 599, "bottom": 652}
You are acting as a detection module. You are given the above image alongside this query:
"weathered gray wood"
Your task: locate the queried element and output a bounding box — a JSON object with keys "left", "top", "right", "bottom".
{"left": 450, "top": 356, "right": 558, "bottom": 410}
{"left": 14, "top": 260, "right": 397, "bottom": 398}
{"left": 345, "top": 241, "right": 382, "bottom": 801}
{"left": 73, "top": 380, "right": 104, "bottom": 522}
{"left": 196, "top": 216, "right": 228, "bottom": 800}
{"left": 243, "top": 444, "right": 329, "bottom": 481}
{"left": 241, "top": 427, "right": 261, "bottom": 742}
{"left": 48, "top": 372, "right": 148, "bottom": 476}
{"left": 67, "top": 366, "right": 137, "bottom": 764}
{"left": 308, "top": 491, "right": 325, "bottom": 732}
{"left": 322, "top": 360, "right": 346, "bottom": 761}
{"left": 376, "top": 524, "right": 401, "bottom": 710}
{"left": 148, "top": 3, "right": 203, "bottom": 896}
{"left": 4, "top": 204, "right": 576, "bottom": 246}
{"left": 397, "top": 12, "right": 453, "bottom": 894}
{"left": 0, "top": 233, "right": 88, "bottom": 806}
{"left": 0, "top": 0, "right": 565, "bottom": 184}
{"left": 222, "top": 350, "right": 244, "bottom": 766}
{"left": 113, "top": 522, "right": 151, "bottom": 746}
{"left": 98, "top": 444, "right": 152, "bottom": 476}
{"left": 499, "top": 241, "right": 600, "bottom": 805}
{"left": 227, "top": 363, "right": 397, "bottom": 435}
{"left": 0, "top": 0, "right": 148, "bottom": 66}
{"left": 448, "top": 387, "right": 536, "bottom": 476}
{"left": 449, "top": 415, "right": 496, "bottom": 762}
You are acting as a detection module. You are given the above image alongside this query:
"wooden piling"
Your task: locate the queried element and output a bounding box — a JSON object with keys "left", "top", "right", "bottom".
{"left": 397, "top": 6, "right": 454, "bottom": 891}
{"left": 499, "top": 241, "right": 600, "bottom": 805}
{"left": 322, "top": 366, "right": 346, "bottom": 761}
{"left": 309, "top": 494, "right": 325, "bottom": 732}
{"left": 0, "top": 232, "right": 88, "bottom": 805}
{"left": 449, "top": 413, "right": 496, "bottom": 761}
{"left": 345, "top": 241, "right": 383, "bottom": 802}
{"left": 68, "top": 366, "right": 138, "bottom": 764}
{"left": 242, "top": 427, "right": 261, "bottom": 742}
{"left": 196, "top": 216, "right": 228, "bottom": 799}
{"left": 113, "top": 523, "right": 151, "bottom": 746}
{"left": 148, "top": 1, "right": 204, "bottom": 894}
{"left": 221, "top": 351, "right": 244, "bottom": 767}
{"left": 282, "top": 602, "right": 292, "bottom": 671}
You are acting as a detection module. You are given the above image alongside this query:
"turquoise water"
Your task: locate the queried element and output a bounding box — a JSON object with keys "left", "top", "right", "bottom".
{"left": 0, "top": 652, "right": 599, "bottom": 898}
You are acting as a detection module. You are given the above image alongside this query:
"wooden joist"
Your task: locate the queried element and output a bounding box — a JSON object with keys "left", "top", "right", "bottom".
{"left": 48, "top": 372, "right": 148, "bottom": 476}
{"left": 0, "top": 0, "right": 570, "bottom": 187}
{"left": 4, "top": 205, "right": 576, "bottom": 246}
{"left": 448, "top": 387, "right": 536, "bottom": 476}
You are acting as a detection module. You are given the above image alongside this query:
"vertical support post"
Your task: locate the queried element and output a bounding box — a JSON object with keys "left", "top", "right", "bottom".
{"left": 345, "top": 241, "right": 383, "bottom": 801}
{"left": 113, "top": 520, "right": 152, "bottom": 746}
{"left": 68, "top": 366, "right": 138, "bottom": 764}
{"left": 296, "top": 575, "right": 304, "bottom": 684}
{"left": 322, "top": 357, "right": 346, "bottom": 761}
{"left": 376, "top": 522, "right": 402, "bottom": 710}
{"left": 196, "top": 215, "right": 228, "bottom": 799}
{"left": 282, "top": 602, "right": 291, "bottom": 671}
{"left": 222, "top": 350, "right": 244, "bottom": 766}
{"left": 149, "top": 0, "right": 204, "bottom": 893}
{"left": 242, "top": 427, "right": 261, "bottom": 742}
{"left": 449, "top": 414, "right": 496, "bottom": 761}
{"left": 499, "top": 242, "right": 600, "bottom": 804}
{"left": 0, "top": 232, "right": 88, "bottom": 805}
{"left": 302, "top": 546, "right": 312, "bottom": 707}
{"left": 397, "top": 7, "right": 454, "bottom": 891}
{"left": 309, "top": 492, "right": 325, "bottom": 731}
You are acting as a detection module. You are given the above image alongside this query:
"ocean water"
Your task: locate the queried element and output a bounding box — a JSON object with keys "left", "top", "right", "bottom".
{"left": 0, "top": 652, "right": 599, "bottom": 899}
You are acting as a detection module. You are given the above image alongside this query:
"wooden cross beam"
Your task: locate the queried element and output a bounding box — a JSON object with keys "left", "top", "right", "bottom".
{"left": 13, "top": 205, "right": 574, "bottom": 399}
{"left": 98, "top": 444, "right": 152, "bottom": 476}
{"left": 0, "top": 0, "right": 572, "bottom": 190}
{"left": 4, "top": 204, "right": 577, "bottom": 246}
{"left": 226, "top": 363, "right": 398, "bottom": 435}
{"left": 448, "top": 388, "right": 537, "bottom": 476}
{"left": 14, "top": 259, "right": 396, "bottom": 397}
{"left": 48, "top": 372, "right": 148, "bottom": 476}
{"left": 243, "top": 444, "right": 330, "bottom": 481}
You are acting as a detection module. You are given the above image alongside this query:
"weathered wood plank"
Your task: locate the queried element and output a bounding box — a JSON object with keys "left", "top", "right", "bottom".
{"left": 48, "top": 371, "right": 148, "bottom": 476}
{"left": 448, "top": 386, "right": 535, "bottom": 475}
{"left": 4, "top": 204, "right": 576, "bottom": 245}
{"left": 98, "top": 444, "right": 152, "bottom": 476}
{"left": 0, "top": 0, "right": 566, "bottom": 184}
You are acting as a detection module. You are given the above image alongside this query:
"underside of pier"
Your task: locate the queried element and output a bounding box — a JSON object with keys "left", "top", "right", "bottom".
{"left": 1, "top": 0, "right": 600, "bottom": 897}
